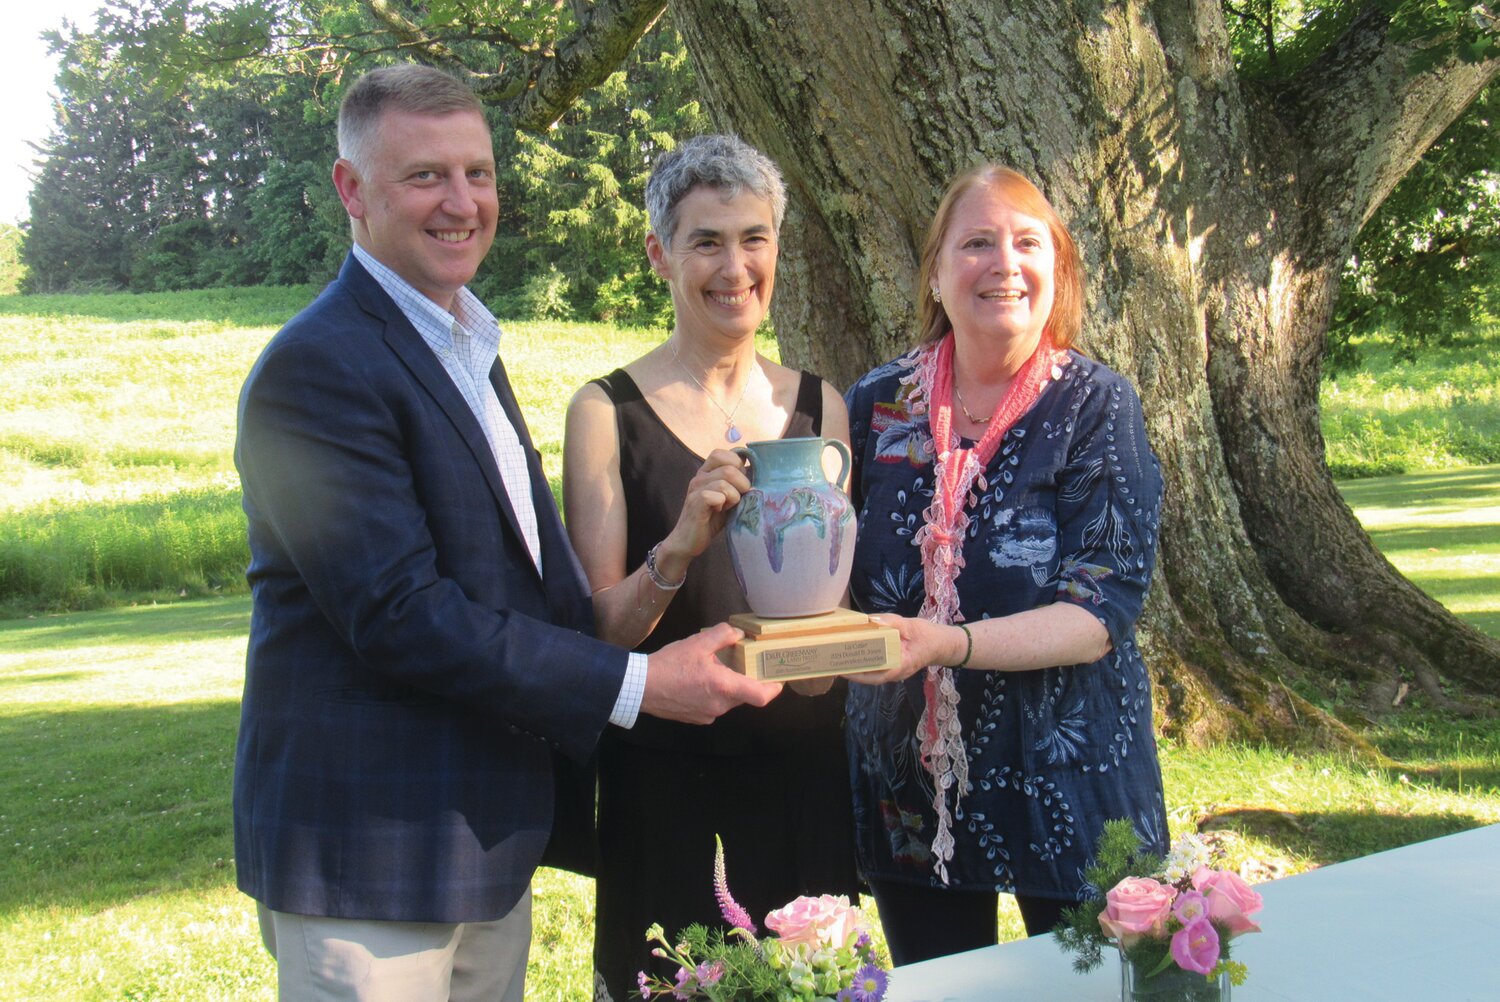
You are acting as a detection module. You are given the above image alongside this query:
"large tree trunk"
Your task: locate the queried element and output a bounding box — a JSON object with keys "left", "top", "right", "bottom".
{"left": 660, "top": 0, "right": 1500, "bottom": 743}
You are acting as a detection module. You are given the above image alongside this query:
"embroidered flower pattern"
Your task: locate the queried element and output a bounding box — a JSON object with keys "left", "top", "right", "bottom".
{"left": 844, "top": 351, "right": 1168, "bottom": 896}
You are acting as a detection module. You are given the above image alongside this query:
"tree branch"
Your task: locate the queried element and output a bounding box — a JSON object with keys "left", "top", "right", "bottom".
{"left": 358, "top": 0, "right": 534, "bottom": 102}
{"left": 510, "top": 0, "right": 667, "bottom": 131}
{"left": 1276, "top": 4, "right": 1499, "bottom": 241}
{"left": 351, "top": 0, "right": 665, "bottom": 127}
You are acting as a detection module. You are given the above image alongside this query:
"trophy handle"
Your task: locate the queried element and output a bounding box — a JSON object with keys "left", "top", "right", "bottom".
{"left": 823, "top": 439, "right": 851, "bottom": 489}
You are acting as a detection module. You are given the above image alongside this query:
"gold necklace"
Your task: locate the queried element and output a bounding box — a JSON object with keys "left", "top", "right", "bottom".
{"left": 953, "top": 382, "right": 991, "bottom": 424}
{"left": 672, "top": 345, "right": 752, "bottom": 443}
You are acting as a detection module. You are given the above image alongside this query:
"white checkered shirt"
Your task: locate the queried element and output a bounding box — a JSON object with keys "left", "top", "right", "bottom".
{"left": 352, "top": 245, "right": 645, "bottom": 727}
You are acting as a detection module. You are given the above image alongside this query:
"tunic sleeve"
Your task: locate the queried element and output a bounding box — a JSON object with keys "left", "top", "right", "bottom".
{"left": 844, "top": 377, "right": 875, "bottom": 511}
{"left": 1051, "top": 373, "right": 1164, "bottom": 646}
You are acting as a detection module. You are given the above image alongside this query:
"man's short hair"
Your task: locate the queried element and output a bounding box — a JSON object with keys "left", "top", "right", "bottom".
{"left": 337, "top": 64, "right": 484, "bottom": 173}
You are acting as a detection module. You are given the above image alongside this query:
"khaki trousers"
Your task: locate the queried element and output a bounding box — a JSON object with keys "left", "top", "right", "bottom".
{"left": 257, "top": 890, "right": 531, "bottom": 1002}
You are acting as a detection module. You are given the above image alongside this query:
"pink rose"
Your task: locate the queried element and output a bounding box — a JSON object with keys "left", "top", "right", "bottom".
{"left": 1170, "top": 916, "right": 1221, "bottom": 975}
{"left": 765, "top": 894, "right": 865, "bottom": 950}
{"left": 1191, "top": 867, "right": 1263, "bottom": 938}
{"left": 1098, "top": 877, "right": 1177, "bottom": 947}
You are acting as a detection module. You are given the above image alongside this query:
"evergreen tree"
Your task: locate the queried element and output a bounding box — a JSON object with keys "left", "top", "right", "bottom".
{"left": 491, "top": 18, "right": 706, "bottom": 325}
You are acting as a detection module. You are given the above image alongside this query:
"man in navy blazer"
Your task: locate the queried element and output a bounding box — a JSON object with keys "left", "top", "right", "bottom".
{"left": 234, "top": 65, "right": 780, "bottom": 1001}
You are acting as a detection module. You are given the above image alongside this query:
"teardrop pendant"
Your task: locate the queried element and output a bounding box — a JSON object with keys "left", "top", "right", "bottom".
{"left": 726, "top": 425, "right": 743, "bottom": 443}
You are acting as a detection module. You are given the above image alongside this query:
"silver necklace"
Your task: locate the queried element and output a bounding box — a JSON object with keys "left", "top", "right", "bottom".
{"left": 672, "top": 346, "right": 752, "bottom": 443}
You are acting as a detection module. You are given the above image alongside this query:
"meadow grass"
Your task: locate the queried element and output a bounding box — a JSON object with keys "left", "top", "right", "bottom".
{"left": 3, "top": 288, "right": 1498, "bottom": 998}
{"left": 1337, "top": 466, "right": 1500, "bottom": 637}
{"left": 1321, "top": 324, "right": 1500, "bottom": 478}
{"left": 2, "top": 597, "right": 1496, "bottom": 1000}
{"left": 0, "top": 291, "right": 672, "bottom": 614}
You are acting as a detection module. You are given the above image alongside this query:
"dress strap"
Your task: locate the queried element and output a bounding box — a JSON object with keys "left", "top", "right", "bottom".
{"left": 794, "top": 370, "right": 823, "bottom": 433}
{"left": 591, "top": 367, "right": 642, "bottom": 406}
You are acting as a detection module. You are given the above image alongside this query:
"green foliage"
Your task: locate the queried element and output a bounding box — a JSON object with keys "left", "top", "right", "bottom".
{"left": 488, "top": 18, "right": 707, "bottom": 323}
{"left": 1054, "top": 820, "right": 1160, "bottom": 973}
{"left": 0, "top": 225, "right": 23, "bottom": 295}
{"left": 22, "top": 6, "right": 347, "bottom": 294}
{"left": 1320, "top": 323, "right": 1500, "bottom": 477}
{"left": 1391, "top": 0, "right": 1500, "bottom": 70}
{"left": 1328, "top": 87, "right": 1498, "bottom": 371}
{"left": 22, "top": 3, "right": 703, "bottom": 312}
{"left": 507, "top": 263, "right": 576, "bottom": 321}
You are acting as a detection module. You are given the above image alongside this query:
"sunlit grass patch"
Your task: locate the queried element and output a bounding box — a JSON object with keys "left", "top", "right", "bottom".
{"left": 1322, "top": 325, "right": 1500, "bottom": 478}
{"left": 1339, "top": 465, "right": 1500, "bottom": 638}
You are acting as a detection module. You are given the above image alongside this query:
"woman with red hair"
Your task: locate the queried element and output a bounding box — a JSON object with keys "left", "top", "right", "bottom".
{"left": 842, "top": 165, "right": 1169, "bottom": 964}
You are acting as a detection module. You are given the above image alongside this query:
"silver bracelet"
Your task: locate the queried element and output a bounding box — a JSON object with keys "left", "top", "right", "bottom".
{"left": 644, "top": 542, "right": 686, "bottom": 591}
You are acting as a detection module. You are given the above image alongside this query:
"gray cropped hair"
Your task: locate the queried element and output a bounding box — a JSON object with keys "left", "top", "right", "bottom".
{"left": 338, "top": 64, "right": 484, "bottom": 174}
{"left": 645, "top": 134, "right": 787, "bottom": 248}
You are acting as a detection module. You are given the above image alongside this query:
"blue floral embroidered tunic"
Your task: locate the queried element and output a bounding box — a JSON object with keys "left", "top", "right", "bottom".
{"left": 844, "top": 348, "right": 1169, "bottom": 899}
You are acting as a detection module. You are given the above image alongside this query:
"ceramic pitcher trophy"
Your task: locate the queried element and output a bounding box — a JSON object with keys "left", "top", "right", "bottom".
{"left": 720, "top": 437, "right": 899, "bottom": 682}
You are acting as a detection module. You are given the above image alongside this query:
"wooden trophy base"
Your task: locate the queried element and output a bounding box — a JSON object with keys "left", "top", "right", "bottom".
{"left": 718, "top": 607, "right": 900, "bottom": 681}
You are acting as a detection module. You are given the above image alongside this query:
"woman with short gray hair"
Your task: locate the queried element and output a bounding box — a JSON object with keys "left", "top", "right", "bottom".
{"left": 563, "top": 133, "right": 860, "bottom": 1001}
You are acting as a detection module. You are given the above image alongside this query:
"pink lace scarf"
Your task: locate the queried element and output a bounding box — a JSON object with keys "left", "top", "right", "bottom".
{"left": 898, "top": 332, "right": 1069, "bottom": 883}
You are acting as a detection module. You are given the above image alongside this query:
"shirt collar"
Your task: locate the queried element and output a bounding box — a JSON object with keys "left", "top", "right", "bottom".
{"left": 351, "top": 244, "right": 502, "bottom": 359}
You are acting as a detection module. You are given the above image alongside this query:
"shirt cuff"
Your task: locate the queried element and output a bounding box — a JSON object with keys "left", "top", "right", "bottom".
{"left": 609, "top": 651, "right": 648, "bottom": 728}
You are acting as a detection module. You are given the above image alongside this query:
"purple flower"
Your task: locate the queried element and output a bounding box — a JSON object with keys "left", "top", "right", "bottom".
{"left": 1172, "top": 889, "right": 1209, "bottom": 925}
{"left": 672, "top": 965, "right": 693, "bottom": 1000}
{"left": 696, "top": 960, "right": 725, "bottom": 986}
{"left": 713, "top": 835, "right": 758, "bottom": 934}
{"left": 1170, "top": 916, "right": 1221, "bottom": 975}
{"left": 847, "top": 962, "right": 889, "bottom": 1002}
{"left": 637, "top": 970, "right": 652, "bottom": 999}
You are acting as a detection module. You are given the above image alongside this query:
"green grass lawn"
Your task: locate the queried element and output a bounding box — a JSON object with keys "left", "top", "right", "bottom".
{"left": 2, "top": 288, "right": 1498, "bottom": 999}
{"left": 1321, "top": 325, "right": 1500, "bottom": 478}
{"left": 3, "top": 594, "right": 1497, "bottom": 1000}
{"left": 1338, "top": 466, "right": 1500, "bottom": 638}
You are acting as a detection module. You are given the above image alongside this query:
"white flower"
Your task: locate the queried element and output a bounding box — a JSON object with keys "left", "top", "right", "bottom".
{"left": 1159, "top": 832, "right": 1215, "bottom": 884}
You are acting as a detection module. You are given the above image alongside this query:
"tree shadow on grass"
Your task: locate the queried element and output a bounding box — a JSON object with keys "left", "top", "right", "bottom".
{"left": 0, "top": 671, "right": 89, "bottom": 688}
{"left": 1339, "top": 465, "right": 1500, "bottom": 510}
{"left": 0, "top": 597, "right": 251, "bottom": 653}
{"left": 0, "top": 699, "right": 242, "bottom": 914}
{"left": 1362, "top": 523, "right": 1500, "bottom": 554}
{"left": 1194, "top": 807, "right": 1493, "bottom": 869}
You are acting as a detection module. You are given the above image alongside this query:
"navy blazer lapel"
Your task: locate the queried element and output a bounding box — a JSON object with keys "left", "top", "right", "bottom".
{"left": 489, "top": 355, "right": 594, "bottom": 629}
{"left": 338, "top": 256, "right": 540, "bottom": 578}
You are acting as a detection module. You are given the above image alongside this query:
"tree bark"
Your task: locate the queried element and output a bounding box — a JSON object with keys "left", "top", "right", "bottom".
{"left": 656, "top": 0, "right": 1500, "bottom": 744}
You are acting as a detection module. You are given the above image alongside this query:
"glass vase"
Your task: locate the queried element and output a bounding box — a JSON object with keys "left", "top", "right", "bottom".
{"left": 1119, "top": 949, "right": 1230, "bottom": 1001}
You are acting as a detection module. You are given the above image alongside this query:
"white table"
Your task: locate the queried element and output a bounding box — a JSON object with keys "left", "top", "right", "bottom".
{"left": 885, "top": 823, "right": 1500, "bottom": 1001}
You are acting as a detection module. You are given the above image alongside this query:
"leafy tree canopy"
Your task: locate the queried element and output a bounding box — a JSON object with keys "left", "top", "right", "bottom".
{"left": 1220, "top": 0, "right": 1499, "bottom": 367}
{"left": 21, "top": 0, "right": 1495, "bottom": 344}
{"left": 23, "top": 0, "right": 700, "bottom": 321}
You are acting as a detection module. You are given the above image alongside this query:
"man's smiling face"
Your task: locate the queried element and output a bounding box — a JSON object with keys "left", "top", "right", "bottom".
{"left": 335, "top": 108, "right": 498, "bottom": 311}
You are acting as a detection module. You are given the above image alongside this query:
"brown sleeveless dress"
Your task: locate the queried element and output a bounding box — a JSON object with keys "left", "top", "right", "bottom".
{"left": 590, "top": 367, "right": 862, "bottom": 1002}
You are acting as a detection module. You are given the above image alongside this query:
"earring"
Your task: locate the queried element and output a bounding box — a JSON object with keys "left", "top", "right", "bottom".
{"left": 931, "top": 288, "right": 942, "bottom": 303}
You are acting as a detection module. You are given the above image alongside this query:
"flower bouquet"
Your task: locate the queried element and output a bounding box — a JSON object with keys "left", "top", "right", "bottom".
{"left": 636, "top": 837, "right": 889, "bottom": 1001}
{"left": 1055, "top": 820, "right": 1263, "bottom": 1001}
